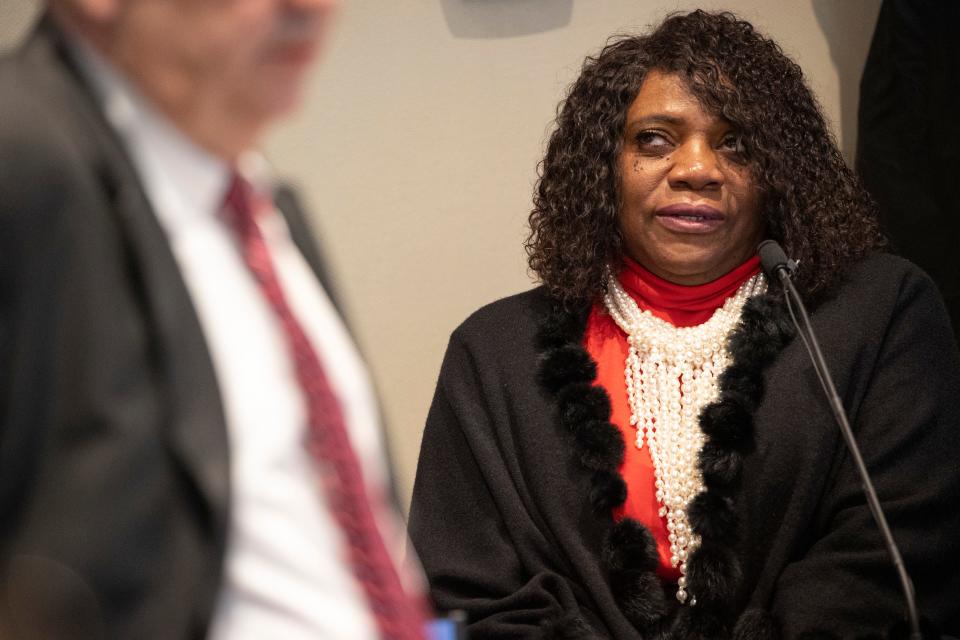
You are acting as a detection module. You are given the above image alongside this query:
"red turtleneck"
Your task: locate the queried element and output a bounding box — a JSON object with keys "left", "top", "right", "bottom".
{"left": 583, "top": 256, "right": 761, "bottom": 581}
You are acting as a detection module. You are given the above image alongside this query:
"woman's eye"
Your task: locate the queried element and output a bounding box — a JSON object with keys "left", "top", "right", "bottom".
{"left": 720, "top": 134, "right": 746, "bottom": 153}
{"left": 636, "top": 131, "right": 671, "bottom": 151}
{"left": 719, "top": 134, "right": 749, "bottom": 162}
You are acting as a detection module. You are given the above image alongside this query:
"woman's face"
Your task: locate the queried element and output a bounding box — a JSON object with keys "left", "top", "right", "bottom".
{"left": 616, "top": 70, "right": 764, "bottom": 284}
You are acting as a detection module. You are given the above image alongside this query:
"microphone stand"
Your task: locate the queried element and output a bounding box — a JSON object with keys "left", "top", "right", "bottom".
{"left": 759, "top": 241, "right": 922, "bottom": 640}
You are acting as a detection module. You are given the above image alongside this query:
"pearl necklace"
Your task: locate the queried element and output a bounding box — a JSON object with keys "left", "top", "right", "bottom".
{"left": 602, "top": 271, "right": 765, "bottom": 605}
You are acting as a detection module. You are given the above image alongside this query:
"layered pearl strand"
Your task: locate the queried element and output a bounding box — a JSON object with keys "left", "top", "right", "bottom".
{"left": 602, "top": 271, "right": 765, "bottom": 605}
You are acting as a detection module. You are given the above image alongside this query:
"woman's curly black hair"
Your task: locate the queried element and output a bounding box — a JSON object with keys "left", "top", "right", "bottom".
{"left": 526, "top": 10, "right": 885, "bottom": 305}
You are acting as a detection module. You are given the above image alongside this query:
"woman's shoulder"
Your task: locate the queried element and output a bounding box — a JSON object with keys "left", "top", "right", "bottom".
{"left": 816, "top": 252, "right": 952, "bottom": 348}
{"left": 451, "top": 286, "right": 555, "bottom": 341}
{"left": 443, "top": 286, "right": 594, "bottom": 369}
{"left": 840, "top": 252, "right": 942, "bottom": 310}
{"left": 848, "top": 252, "right": 929, "bottom": 282}
{"left": 431, "top": 288, "right": 561, "bottom": 383}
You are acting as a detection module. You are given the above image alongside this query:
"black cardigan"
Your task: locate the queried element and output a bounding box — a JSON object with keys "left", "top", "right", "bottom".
{"left": 408, "top": 254, "right": 960, "bottom": 640}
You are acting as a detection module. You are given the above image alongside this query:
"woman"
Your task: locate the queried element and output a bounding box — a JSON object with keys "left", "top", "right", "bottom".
{"left": 409, "top": 11, "right": 960, "bottom": 640}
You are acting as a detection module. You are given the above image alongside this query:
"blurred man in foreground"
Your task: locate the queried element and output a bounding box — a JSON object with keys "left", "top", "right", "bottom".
{"left": 0, "top": 1, "right": 426, "bottom": 638}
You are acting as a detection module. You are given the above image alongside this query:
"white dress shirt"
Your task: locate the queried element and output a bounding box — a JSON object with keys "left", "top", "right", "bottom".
{"left": 72, "top": 40, "right": 410, "bottom": 640}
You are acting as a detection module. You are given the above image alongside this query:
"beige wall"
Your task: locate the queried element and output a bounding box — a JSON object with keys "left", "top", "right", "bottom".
{"left": 0, "top": 0, "right": 41, "bottom": 49}
{"left": 1, "top": 0, "right": 882, "bottom": 509}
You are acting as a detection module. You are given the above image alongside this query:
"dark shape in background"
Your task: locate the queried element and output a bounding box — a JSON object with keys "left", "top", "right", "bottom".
{"left": 439, "top": 0, "right": 573, "bottom": 39}
{"left": 856, "top": 0, "right": 960, "bottom": 345}
{"left": 811, "top": 0, "right": 882, "bottom": 161}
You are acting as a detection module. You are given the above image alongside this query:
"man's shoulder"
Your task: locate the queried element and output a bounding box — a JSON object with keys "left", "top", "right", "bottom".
{"left": 0, "top": 43, "right": 84, "bottom": 163}
{"left": 0, "top": 66, "right": 118, "bottom": 269}
{"left": 0, "top": 40, "right": 109, "bottom": 214}
{"left": 0, "top": 20, "right": 104, "bottom": 152}
{"left": 0, "top": 91, "right": 92, "bottom": 214}
{"left": 0, "top": 49, "right": 49, "bottom": 133}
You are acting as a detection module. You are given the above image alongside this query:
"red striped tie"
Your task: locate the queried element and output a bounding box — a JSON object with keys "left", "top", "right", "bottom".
{"left": 224, "top": 174, "right": 428, "bottom": 640}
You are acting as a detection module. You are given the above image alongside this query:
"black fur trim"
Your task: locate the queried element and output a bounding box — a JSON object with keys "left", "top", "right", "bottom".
{"left": 540, "top": 611, "right": 605, "bottom": 639}
{"left": 699, "top": 441, "right": 744, "bottom": 489}
{"left": 678, "top": 292, "right": 794, "bottom": 631}
{"left": 717, "top": 364, "right": 765, "bottom": 408}
{"left": 602, "top": 519, "right": 659, "bottom": 573}
{"left": 534, "top": 293, "right": 796, "bottom": 636}
{"left": 699, "top": 400, "right": 754, "bottom": 448}
{"left": 536, "top": 303, "right": 590, "bottom": 350}
{"left": 730, "top": 295, "right": 796, "bottom": 362}
{"left": 602, "top": 521, "right": 666, "bottom": 627}
{"left": 732, "top": 609, "right": 780, "bottom": 640}
{"left": 616, "top": 571, "right": 668, "bottom": 628}
{"left": 574, "top": 420, "right": 625, "bottom": 471}
{"left": 590, "top": 470, "right": 627, "bottom": 512}
{"left": 556, "top": 383, "right": 611, "bottom": 430}
{"left": 637, "top": 623, "right": 674, "bottom": 640}
{"left": 539, "top": 344, "right": 598, "bottom": 394}
{"left": 667, "top": 605, "right": 727, "bottom": 639}
{"left": 536, "top": 303, "right": 627, "bottom": 515}
{"left": 685, "top": 542, "right": 743, "bottom": 610}
{"left": 687, "top": 492, "right": 738, "bottom": 540}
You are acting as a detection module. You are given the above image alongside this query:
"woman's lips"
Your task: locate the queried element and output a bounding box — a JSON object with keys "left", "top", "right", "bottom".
{"left": 655, "top": 204, "right": 724, "bottom": 233}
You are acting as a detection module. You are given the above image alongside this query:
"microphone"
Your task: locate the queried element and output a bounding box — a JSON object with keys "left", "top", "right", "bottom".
{"left": 757, "top": 239, "right": 797, "bottom": 280}
{"left": 757, "top": 240, "right": 923, "bottom": 640}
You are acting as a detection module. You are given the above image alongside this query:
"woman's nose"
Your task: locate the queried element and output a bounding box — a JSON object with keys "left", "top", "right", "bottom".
{"left": 667, "top": 140, "right": 724, "bottom": 191}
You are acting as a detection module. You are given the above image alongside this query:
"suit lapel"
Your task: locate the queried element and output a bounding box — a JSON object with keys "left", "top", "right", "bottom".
{"left": 25, "top": 17, "right": 231, "bottom": 536}
{"left": 273, "top": 185, "right": 342, "bottom": 311}
{"left": 110, "top": 177, "right": 231, "bottom": 535}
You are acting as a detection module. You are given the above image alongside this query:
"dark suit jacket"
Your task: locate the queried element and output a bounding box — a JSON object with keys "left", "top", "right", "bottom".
{"left": 0, "top": 17, "right": 341, "bottom": 640}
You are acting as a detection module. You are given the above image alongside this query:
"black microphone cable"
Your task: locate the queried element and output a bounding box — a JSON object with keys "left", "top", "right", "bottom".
{"left": 757, "top": 240, "right": 921, "bottom": 640}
